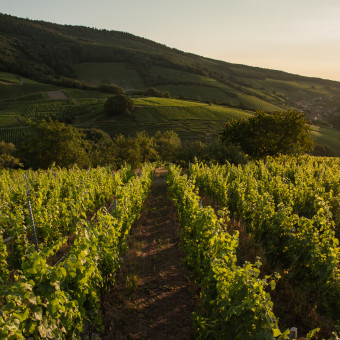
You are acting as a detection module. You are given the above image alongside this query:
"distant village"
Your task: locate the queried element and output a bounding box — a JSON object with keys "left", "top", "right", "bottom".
{"left": 295, "top": 97, "right": 339, "bottom": 125}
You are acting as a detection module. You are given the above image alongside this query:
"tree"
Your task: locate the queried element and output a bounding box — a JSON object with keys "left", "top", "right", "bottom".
{"left": 134, "top": 131, "right": 158, "bottom": 163}
{"left": 0, "top": 141, "right": 15, "bottom": 155}
{"left": 200, "top": 138, "right": 248, "bottom": 165}
{"left": 112, "top": 134, "right": 140, "bottom": 168}
{"left": 176, "top": 140, "right": 204, "bottom": 165}
{"left": 98, "top": 84, "right": 124, "bottom": 94}
{"left": 0, "top": 141, "right": 23, "bottom": 168}
{"left": 17, "top": 120, "right": 90, "bottom": 169}
{"left": 104, "top": 94, "right": 134, "bottom": 116}
{"left": 154, "top": 130, "right": 181, "bottom": 161}
{"left": 220, "top": 110, "right": 314, "bottom": 158}
{"left": 111, "top": 131, "right": 158, "bottom": 168}
{"left": 144, "top": 88, "right": 170, "bottom": 98}
{"left": 81, "top": 128, "right": 115, "bottom": 167}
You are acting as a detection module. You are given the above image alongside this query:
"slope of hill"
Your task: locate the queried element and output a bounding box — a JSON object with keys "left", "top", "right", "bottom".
{"left": 85, "top": 97, "right": 252, "bottom": 141}
{"left": 1, "top": 13, "right": 340, "bottom": 129}
{"left": 0, "top": 72, "right": 339, "bottom": 156}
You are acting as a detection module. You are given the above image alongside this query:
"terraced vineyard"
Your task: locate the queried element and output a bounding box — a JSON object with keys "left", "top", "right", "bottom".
{"left": 1, "top": 71, "right": 340, "bottom": 154}
{"left": 0, "top": 127, "right": 34, "bottom": 144}
{"left": 0, "top": 76, "right": 112, "bottom": 144}
{"left": 95, "top": 97, "right": 253, "bottom": 140}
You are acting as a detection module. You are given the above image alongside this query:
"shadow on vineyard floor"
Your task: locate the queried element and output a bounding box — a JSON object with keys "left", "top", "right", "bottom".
{"left": 100, "top": 168, "right": 198, "bottom": 339}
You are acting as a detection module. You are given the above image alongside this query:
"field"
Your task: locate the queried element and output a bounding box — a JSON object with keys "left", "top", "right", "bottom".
{"left": 90, "top": 97, "right": 252, "bottom": 140}
{"left": 73, "top": 63, "right": 291, "bottom": 111}
{"left": 0, "top": 72, "right": 340, "bottom": 155}
{"left": 311, "top": 125, "right": 340, "bottom": 155}
{"left": 0, "top": 164, "right": 154, "bottom": 339}
{"left": 238, "top": 76, "right": 339, "bottom": 99}
{"left": 0, "top": 115, "right": 21, "bottom": 128}
{"left": 1, "top": 15, "right": 340, "bottom": 339}
{"left": 172, "top": 156, "right": 340, "bottom": 338}
{"left": 1, "top": 156, "right": 339, "bottom": 339}
{"left": 74, "top": 62, "right": 145, "bottom": 89}
{"left": 2, "top": 13, "right": 340, "bottom": 136}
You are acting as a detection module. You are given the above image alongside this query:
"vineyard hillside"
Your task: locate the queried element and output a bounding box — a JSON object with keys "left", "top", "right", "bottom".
{"left": 0, "top": 73, "right": 340, "bottom": 155}
{"left": 1, "top": 13, "right": 340, "bottom": 130}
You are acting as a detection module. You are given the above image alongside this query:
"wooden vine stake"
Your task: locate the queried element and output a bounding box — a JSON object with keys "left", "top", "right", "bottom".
{"left": 289, "top": 327, "right": 298, "bottom": 340}
{"left": 25, "top": 173, "right": 39, "bottom": 252}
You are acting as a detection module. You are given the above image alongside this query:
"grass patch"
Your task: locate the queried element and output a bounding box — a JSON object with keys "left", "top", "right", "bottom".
{"left": 0, "top": 116, "right": 21, "bottom": 127}
{"left": 134, "top": 97, "right": 204, "bottom": 107}
{"left": 74, "top": 62, "right": 144, "bottom": 89}
{"left": 61, "top": 88, "right": 109, "bottom": 99}
{"left": 0, "top": 83, "right": 55, "bottom": 100}
{"left": 236, "top": 92, "right": 283, "bottom": 111}
{"left": 157, "top": 84, "right": 238, "bottom": 105}
{"left": 151, "top": 66, "right": 233, "bottom": 90}
{"left": 311, "top": 125, "right": 340, "bottom": 156}
{"left": 238, "top": 77, "right": 337, "bottom": 100}
{"left": 133, "top": 97, "right": 251, "bottom": 121}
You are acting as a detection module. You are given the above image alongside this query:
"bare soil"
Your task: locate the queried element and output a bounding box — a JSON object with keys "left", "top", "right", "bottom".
{"left": 101, "top": 168, "right": 197, "bottom": 340}
{"left": 47, "top": 90, "right": 67, "bottom": 100}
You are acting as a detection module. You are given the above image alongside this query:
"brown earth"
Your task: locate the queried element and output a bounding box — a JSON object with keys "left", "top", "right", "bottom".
{"left": 47, "top": 90, "right": 67, "bottom": 100}
{"left": 101, "top": 168, "right": 197, "bottom": 340}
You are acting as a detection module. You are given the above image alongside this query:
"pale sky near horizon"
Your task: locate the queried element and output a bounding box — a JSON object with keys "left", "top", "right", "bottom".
{"left": 1, "top": 0, "right": 340, "bottom": 81}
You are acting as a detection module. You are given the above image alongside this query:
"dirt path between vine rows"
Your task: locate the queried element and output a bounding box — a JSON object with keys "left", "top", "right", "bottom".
{"left": 101, "top": 168, "right": 197, "bottom": 340}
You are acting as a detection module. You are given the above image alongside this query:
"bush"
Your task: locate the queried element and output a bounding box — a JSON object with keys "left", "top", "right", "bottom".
{"left": 144, "top": 88, "right": 170, "bottom": 98}
{"left": 0, "top": 141, "right": 23, "bottom": 169}
{"left": 221, "top": 110, "right": 315, "bottom": 158}
{"left": 17, "top": 120, "right": 90, "bottom": 169}
{"left": 98, "top": 84, "right": 124, "bottom": 94}
{"left": 154, "top": 130, "right": 181, "bottom": 162}
{"left": 201, "top": 138, "right": 248, "bottom": 165}
{"left": 104, "top": 95, "right": 134, "bottom": 116}
{"left": 112, "top": 131, "right": 158, "bottom": 168}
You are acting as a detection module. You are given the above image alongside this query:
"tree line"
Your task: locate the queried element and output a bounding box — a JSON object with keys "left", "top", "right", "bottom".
{"left": 0, "top": 110, "right": 317, "bottom": 170}
{"left": 0, "top": 120, "right": 182, "bottom": 170}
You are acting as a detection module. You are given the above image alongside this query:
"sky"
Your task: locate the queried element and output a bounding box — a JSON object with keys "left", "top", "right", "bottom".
{"left": 1, "top": 0, "right": 340, "bottom": 81}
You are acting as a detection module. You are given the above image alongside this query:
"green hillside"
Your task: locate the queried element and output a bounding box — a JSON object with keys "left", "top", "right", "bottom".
{"left": 0, "top": 13, "right": 340, "bottom": 155}
{"left": 0, "top": 72, "right": 339, "bottom": 156}
{"left": 1, "top": 13, "right": 340, "bottom": 129}
{"left": 74, "top": 63, "right": 144, "bottom": 89}
{"left": 311, "top": 125, "right": 340, "bottom": 156}
{"left": 87, "top": 97, "right": 252, "bottom": 141}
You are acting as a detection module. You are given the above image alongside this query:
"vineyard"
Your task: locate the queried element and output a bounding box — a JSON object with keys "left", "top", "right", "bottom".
{"left": 0, "top": 73, "right": 111, "bottom": 145}
{"left": 0, "top": 164, "right": 154, "bottom": 338}
{"left": 1, "top": 70, "right": 340, "bottom": 154}
{"left": 0, "top": 156, "right": 339, "bottom": 339}
{"left": 0, "top": 127, "right": 34, "bottom": 144}
{"left": 1, "top": 98, "right": 107, "bottom": 118}
{"left": 168, "top": 155, "right": 339, "bottom": 339}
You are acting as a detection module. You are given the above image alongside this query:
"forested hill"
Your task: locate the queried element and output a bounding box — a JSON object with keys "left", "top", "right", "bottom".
{"left": 1, "top": 12, "right": 339, "bottom": 85}
{"left": 1, "top": 12, "right": 340, "bottom": 128}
